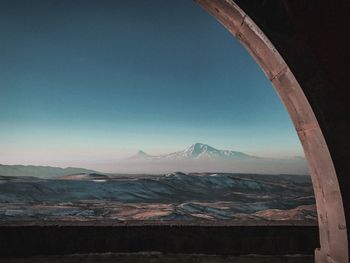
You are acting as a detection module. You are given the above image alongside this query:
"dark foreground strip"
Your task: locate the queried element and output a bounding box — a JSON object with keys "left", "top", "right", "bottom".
{"left": 0, "top": 252, "right": 315, "bottom": 263}
{"left": 0, "top": 225, "right": 319, "bottom": 258}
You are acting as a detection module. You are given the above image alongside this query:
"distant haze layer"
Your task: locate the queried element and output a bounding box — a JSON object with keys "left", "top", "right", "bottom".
{"left": 0, "top": 143, "right": 308, "bottom": 176}
{"left": 95, "top": 143, "right": 308, "bottom": 175}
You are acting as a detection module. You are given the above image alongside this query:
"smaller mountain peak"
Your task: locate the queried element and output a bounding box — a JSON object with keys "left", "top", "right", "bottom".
{"left": 137, "top": 150, "right": 148, "bottom": 156}
{"left": 126, "top": 150, "right": 152, "bottom": 160}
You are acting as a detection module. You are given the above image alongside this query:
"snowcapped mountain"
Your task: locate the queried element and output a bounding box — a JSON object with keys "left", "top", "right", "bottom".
{"left": 128, "top": 143, "right": 255, "bottom": 161}
{"left": 118, "top": 143, "right": 308, "bottom": 175}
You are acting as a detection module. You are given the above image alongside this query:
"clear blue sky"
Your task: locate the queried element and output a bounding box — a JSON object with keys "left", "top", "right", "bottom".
{"left": 0, "top": 0, "right": 304, "bottom": 166}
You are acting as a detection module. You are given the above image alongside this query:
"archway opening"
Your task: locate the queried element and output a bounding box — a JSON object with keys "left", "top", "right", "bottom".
{"left": 0, "top": 0, "right": 341, "bottom": 261}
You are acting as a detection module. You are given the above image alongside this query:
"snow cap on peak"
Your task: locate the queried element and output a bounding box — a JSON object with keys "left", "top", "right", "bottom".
{"left": 185, "top": 143, "right": 217, "bottom": 157}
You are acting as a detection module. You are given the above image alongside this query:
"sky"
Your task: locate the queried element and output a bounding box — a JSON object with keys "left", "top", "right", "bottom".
{"left": 0, "top": 0, "right": 305, "bottom": 168}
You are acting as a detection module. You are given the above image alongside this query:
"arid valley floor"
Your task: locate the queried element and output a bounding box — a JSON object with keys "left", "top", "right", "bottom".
{"left": 0, "top": 172, "right": 316, "bottom": 224}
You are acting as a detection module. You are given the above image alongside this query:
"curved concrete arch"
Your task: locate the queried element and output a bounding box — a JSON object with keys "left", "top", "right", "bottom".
{"left": 196, "top": 0, "right": 348, "bottom": 262}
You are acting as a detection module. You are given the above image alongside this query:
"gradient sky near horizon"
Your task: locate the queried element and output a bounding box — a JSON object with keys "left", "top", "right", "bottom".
{"left": 0, "top": 0, "right": 305, "bottom": 167}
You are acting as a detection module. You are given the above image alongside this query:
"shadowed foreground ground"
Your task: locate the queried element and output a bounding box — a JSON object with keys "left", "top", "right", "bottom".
{"left": 0, "top": 253, "right": 313, "bottom": 263}
{"left": 0, "top": 225, "right": 319, "bottom": 258}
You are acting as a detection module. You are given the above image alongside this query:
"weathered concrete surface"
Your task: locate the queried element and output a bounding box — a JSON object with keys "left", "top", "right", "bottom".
{"left": 0, "top": 253, "right": 314, "bottom": 263}
{"left": 196, "top": 0, "right": 350, "bottom": 262}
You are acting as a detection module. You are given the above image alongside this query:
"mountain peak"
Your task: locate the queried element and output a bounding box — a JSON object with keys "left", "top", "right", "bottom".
{"left": 137, "top": 150, "right": 149, "bottom": 157}
{"left": 126, "top": 143, "right": 254, "bottom": 161}
{"left": 185, "top": 143, "right": 216, "bottom": 157}
{"left": 190, "top": 142, "right": 209, "bottom": 148}
{"left": 127, "top": 150, "right": 151, "bottom": 160}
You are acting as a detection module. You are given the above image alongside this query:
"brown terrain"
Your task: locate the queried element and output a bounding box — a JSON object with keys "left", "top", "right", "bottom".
{"left": 0, "top": 172, "right": 316, "bottom": 224}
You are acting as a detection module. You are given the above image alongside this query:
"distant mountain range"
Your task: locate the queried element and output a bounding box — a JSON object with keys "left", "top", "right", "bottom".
{"left": 128, "top": 143, "right": 255, "bottom": 161}
{"left": 0, "top": 143, "right": 308, "bottom": 177}
{"left": 119, "top": 143, "right": 308, "bottom": 175}
{"left": 0, "top": 164, "right": 96, "bottom": 179}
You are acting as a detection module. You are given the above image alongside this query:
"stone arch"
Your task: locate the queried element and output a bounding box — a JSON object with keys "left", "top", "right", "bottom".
{"left": 196, "top": 0, "right": 348, "bottom": 262}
